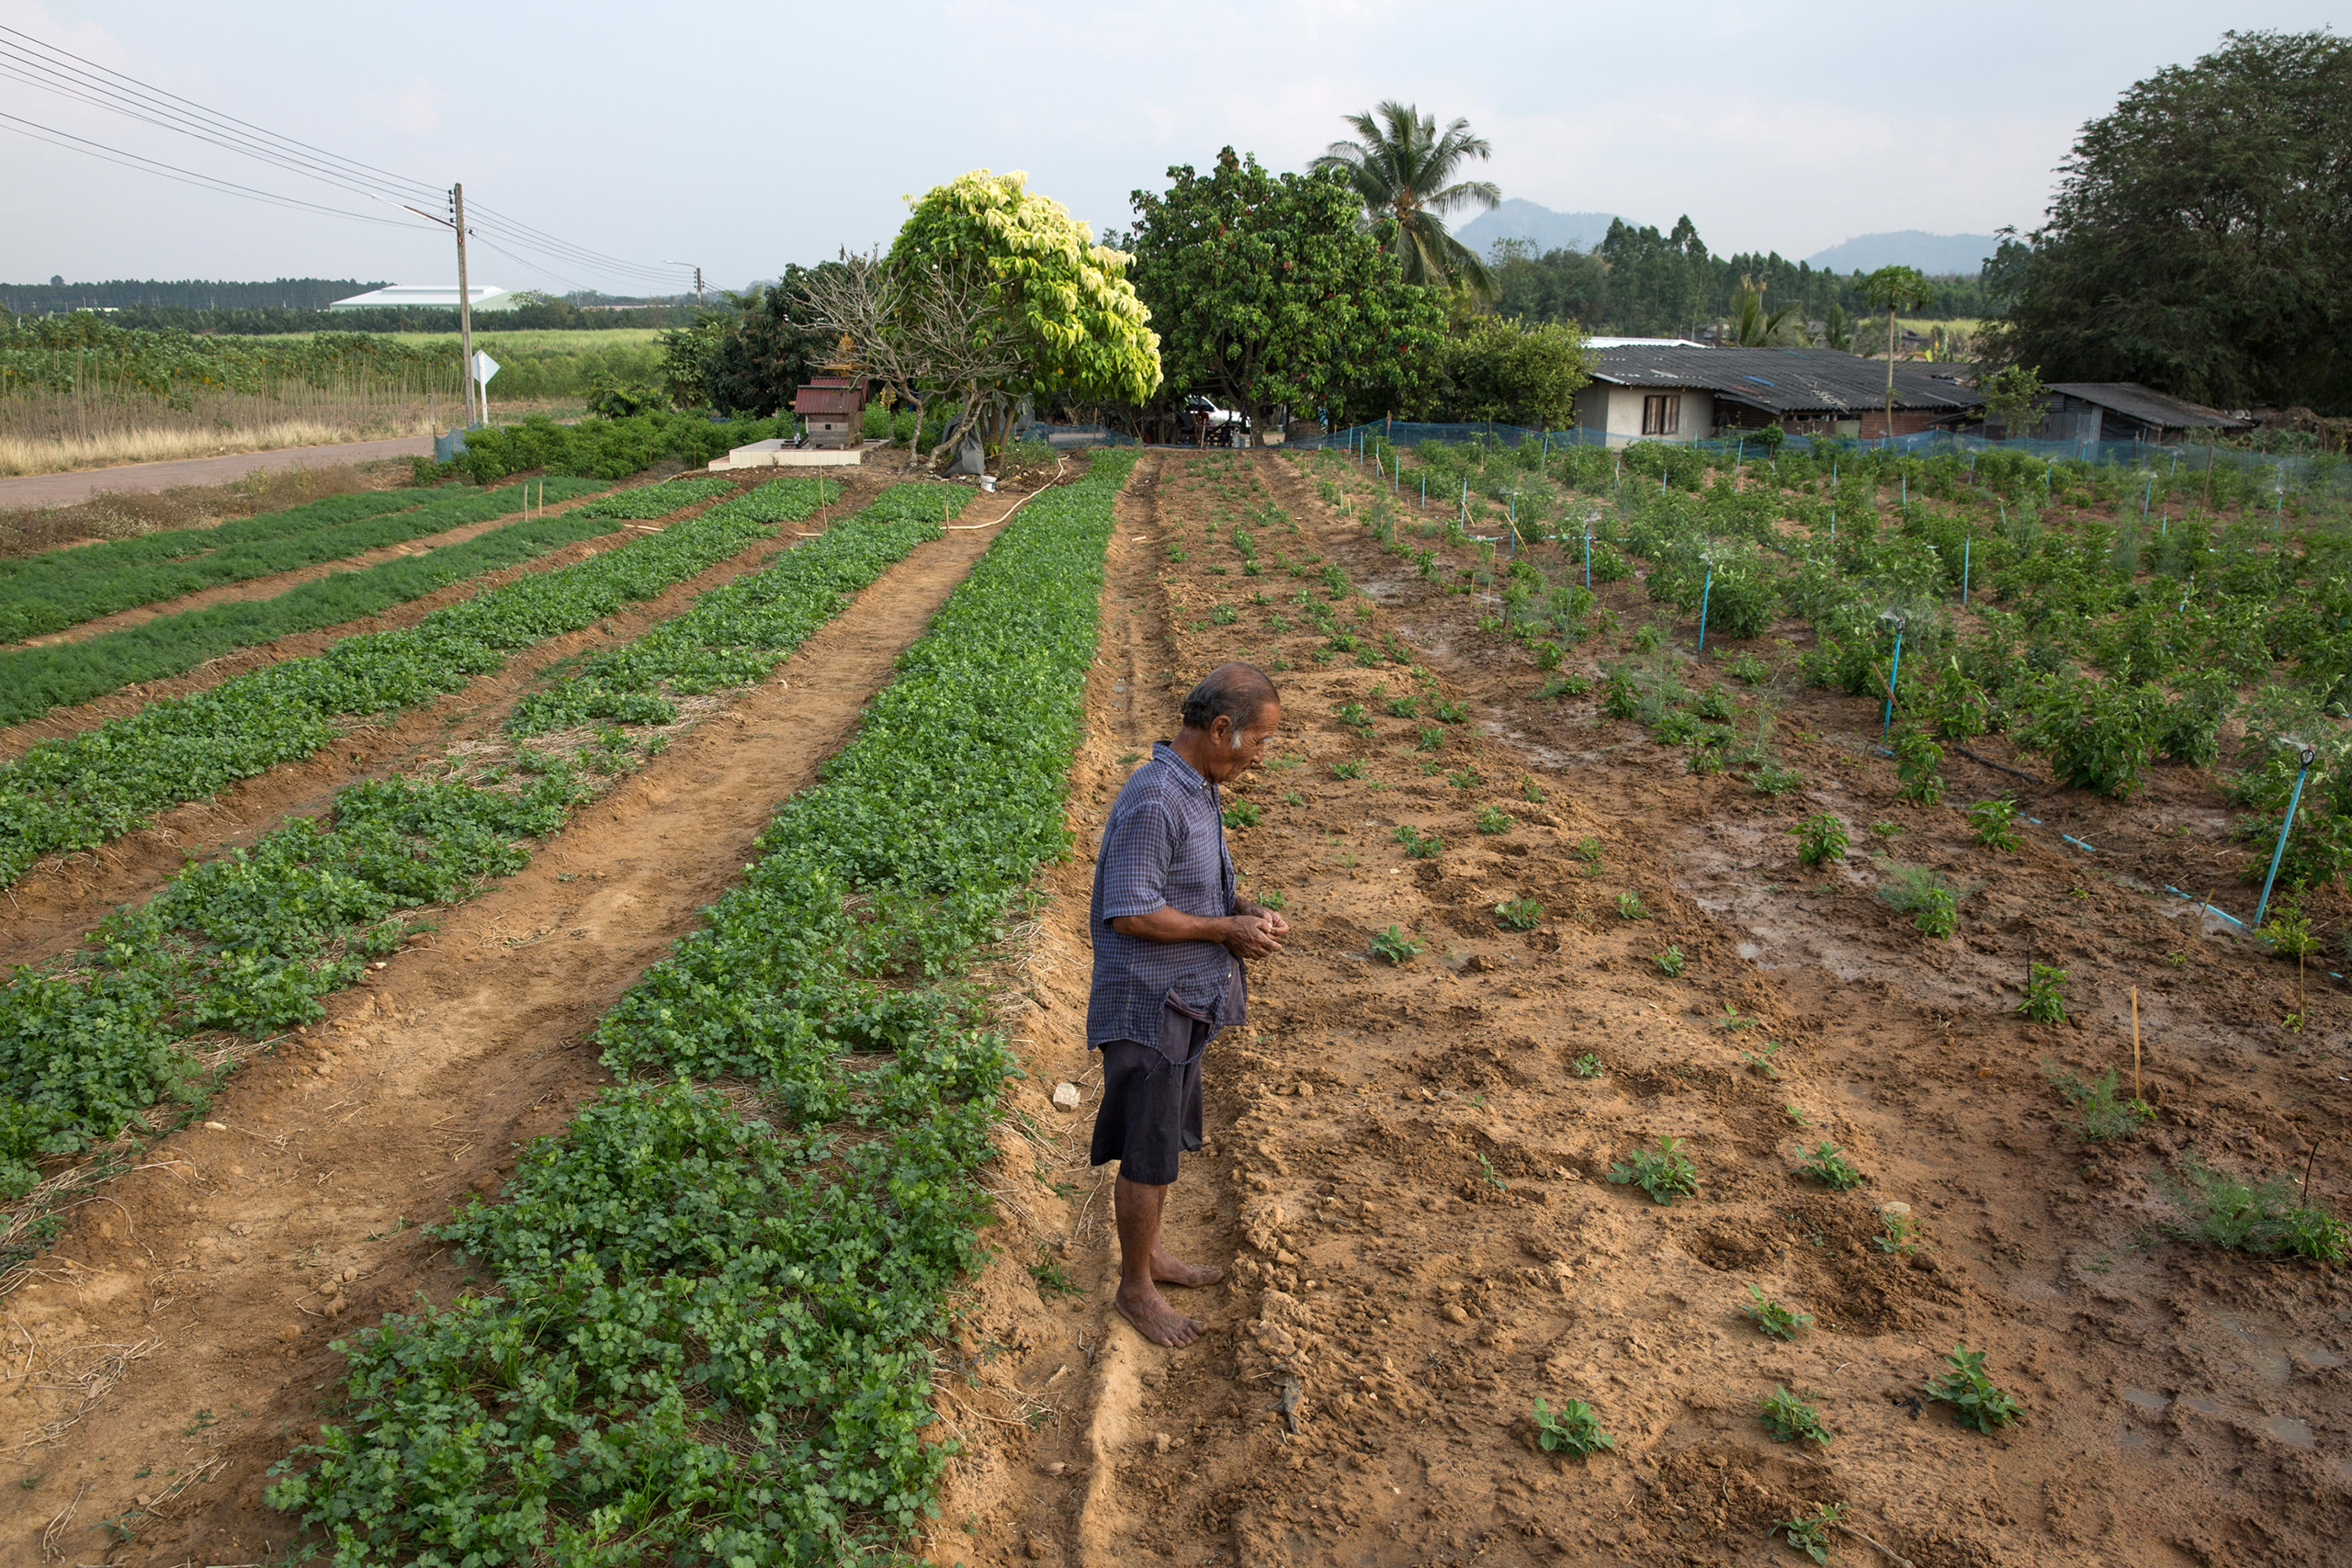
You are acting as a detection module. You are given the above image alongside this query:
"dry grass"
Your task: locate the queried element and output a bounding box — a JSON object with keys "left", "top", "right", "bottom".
{"left": 0, "top": 412, "right": 436, "bottom": 479}
{"left": 0, "top": 460, "right": 409, "bottom": 558}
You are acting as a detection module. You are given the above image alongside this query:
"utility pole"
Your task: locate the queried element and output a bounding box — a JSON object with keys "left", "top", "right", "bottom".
{"left": 452, "top": 182, "right": 476, "bottom": 428}
{"left": 665, "top": 262, "right": 705, "bottom": 307}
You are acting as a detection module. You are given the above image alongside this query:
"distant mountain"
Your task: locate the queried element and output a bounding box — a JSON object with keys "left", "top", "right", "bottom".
{"left": 1456, "top": 198, "right": 1625, "bottom": 258}
{"left": 1804, "top": 231, "right": 1998, "bottom": 277}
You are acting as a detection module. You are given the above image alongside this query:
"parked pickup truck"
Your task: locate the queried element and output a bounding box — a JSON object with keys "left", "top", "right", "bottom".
{"left": 1183, "top": 394, "right": 1250, "bottom": 446}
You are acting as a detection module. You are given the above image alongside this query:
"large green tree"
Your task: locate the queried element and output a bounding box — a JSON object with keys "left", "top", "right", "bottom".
{"left": 1125, "top": 149, "right": 1446, "bottom": 438}
{"left": 1984, "top": 29, "right": 2352, "bottom": 413}
{"left": 887, "top": 169, "right": 1161, "bottom": 452}
{"left": 1432, "top": 312, "right": 1591, "bottom": 428}
{"left": 1313, "top": 102, "right": 1500, "bottom": 295}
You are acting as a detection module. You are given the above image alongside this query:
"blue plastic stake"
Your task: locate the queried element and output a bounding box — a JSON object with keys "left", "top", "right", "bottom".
{"left": 2143, "top": 475, "right": 2152, "bottom": 518}
{"left": 2255, "top": 750, "right": 2315, "bottom": 930}
{"left": 1882, "top": 626, "right": 1905, "bottom": 736}
{"left": 1583, "top": 531, "right": 1591, "bottom": 588}
{"left": 1697, "top": 566, "right": 1713, "bottom": 654}
{"left": 1420, "top": 472, "right": 1426, "bottom": 509}
{"left": 1962, "top": 536, "right": 1971, "bottom": 604}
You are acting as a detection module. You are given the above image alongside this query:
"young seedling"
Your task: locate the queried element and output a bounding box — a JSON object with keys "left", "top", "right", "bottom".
{"left": 1894, "top": 730, "right": 1945, "bottom": 804}
{"left": 1222, "top": 802, "right": 1261, "bottom": 829}
{"left": 2042, "top": 1063, "right": 2153, "bottom": 1141}
{"left": 1774, "top": 1502, "right": 1846, "bottom": 1565}
{"left": 1740, "top": 1283, "right": 1814, "bottom": 1341}
{"left": 1614, "top": 891, "right": 1647, "bottom": 920}
{"left": 1369, "top": 926, "right": 1421, "bottom": 964}
{"left": 2258, "top": 901, "right": 2323, "bottom": 1031}
{"left": 1790, "top": 813, "right": 1849, "bottom": 867}
{"left": 1028, "top": 1246, "right": 1084, "bottom": 1298}
{"left": 1446, "top": 767, "right": 1482, "bottom": 789}
{"left": 1476, "top": 804, "right": 1516, "bottom": 835}
{"left": 2159, "top": 1152, "right": 2352, "bottom": 1262}
{"left": 1256, "top": 888, "right": 1288, "bottom": 912}
{"left": 1800, "top": 1143, "right": 1865, "bottom": 1190}
{"left": 1875, "top": 1209, "right": 1922, "bottom": 1256}
{"left": 1415, "top": 726, "right": 1446, "bottom": 751}
{"left": 1759, "top": 1385, "right": 1833, "bottom": 1446}
{"left": 1395, "top": 825, "right": 1443, "bottom": 859}
{"left": 1924, "top": 1344, "right": 2023, "bottom": 1432}
{"left": 1385, "top": 695, "right": 1419, "bottom": 718}
{"left": 1530, "top": 1397, "right": 1615, "bottom": 1456}
{"left": 1434, "top": 699, "right": 1469, "bottom": 723}
{"left": 1494, "top": 897, "right": 1544, "bottom": 931}
{"left": 1741, "top": 1041, "right": 1784, "bottom": 1079}
{"left": 1476, "top": 1153, "right": 1509, "bottom": 1191}
{"left": 1654, "top": 945, "right": 1686, "bottom": 976}
{"left": 1519, "top": 774, "right": 1548, "bottom": 804}
{"left": 1869, "top": 820, "right": 1903, "bottom": 839}
{"left": 1967, "top": 795, "right": 2022, "bottom": 851}
{"left": 1608, "top": 1136, "right": 1699, "bottom": 1206}
{"left": 1331, "top": 758, "right": 1365, "bottom": 780}
{"left": 1877, "top": 863, "right": 1965, "bottom": 939}
{"left": 1717, "top": 1005, "right": 1757, "bottom": 1032}
{"left": 1571, "top": 1054, "right": 1604, "bottom": 1079}
{"left": 2018, "top": 963, "right": 2069, "bottom": 1024}
{"left": 1279, "top": 789, "right": 1305, "bottom": 807}
{"left": 1750, "top": 764, "right": 1805, "bottom": 795}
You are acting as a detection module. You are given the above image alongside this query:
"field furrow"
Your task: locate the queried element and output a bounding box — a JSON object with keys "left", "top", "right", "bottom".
{"left": 0, "top": 475, "right": 846, "bottom": 890}
{"left": 0, "top": 478, "right": 624, "bottom": 645}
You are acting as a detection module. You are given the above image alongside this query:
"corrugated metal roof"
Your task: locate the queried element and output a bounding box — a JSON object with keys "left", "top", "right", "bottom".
{"left": 793, "top": 385, "right": 864, "bottom": 416}
{"left": 327, "top": 284, "right": 515, "bottom": 311}
{"left": 2044, "top": 382, "right": 2245, "bottom": 431}
{"left": 1589, "top": 346, "right": 1981, "bottom": 414}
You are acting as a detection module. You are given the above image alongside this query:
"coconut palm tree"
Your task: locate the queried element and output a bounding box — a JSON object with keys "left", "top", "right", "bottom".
{"left": 1314, "top": 102, "right": 1501, "bottom": 296}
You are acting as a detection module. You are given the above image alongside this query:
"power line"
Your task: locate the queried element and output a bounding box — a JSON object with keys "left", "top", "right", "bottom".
{"left": 1, "top": 21, "right": 695, "bottom": 295}
{"left": 0, "top": 110, "right": 435, "bottom": 230}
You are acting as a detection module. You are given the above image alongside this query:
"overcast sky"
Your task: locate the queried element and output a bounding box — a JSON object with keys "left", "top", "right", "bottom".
{"left": 2, "top": 0, "right": 2339, "bottom": 295}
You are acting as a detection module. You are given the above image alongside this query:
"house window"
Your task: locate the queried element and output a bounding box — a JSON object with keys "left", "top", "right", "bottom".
{"left": 1641, "top": 394, "right": 1681, "bottom": 436}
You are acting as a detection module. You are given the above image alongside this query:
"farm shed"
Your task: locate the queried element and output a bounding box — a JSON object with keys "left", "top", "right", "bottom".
{"left": 2030, "top": 383, "right": 2249, "bottom": 445}
{"left": 327, "top": 284, "right": 518, "bottom": 311}
{"left": 1572, "top": 346, "right": 1983, "bottom": 443}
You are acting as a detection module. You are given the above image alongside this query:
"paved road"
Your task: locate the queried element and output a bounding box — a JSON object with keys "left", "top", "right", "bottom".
{"left": 0, "top": 434, "right": 436, "bottom": 510}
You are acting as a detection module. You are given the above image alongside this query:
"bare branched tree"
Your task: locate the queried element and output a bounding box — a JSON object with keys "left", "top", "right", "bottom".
{"left": 795, "top": 250, "right": 1029, "bottom": 472}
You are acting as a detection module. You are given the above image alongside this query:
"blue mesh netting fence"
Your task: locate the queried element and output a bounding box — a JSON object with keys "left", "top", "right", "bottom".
{"left": 1300, "top": 422, "right": 2349, "bottom": 499}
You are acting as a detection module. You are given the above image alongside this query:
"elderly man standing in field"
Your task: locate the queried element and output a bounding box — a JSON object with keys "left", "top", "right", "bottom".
{"left": 1088, "top": 661, "right": 1287, "bottom": 1348}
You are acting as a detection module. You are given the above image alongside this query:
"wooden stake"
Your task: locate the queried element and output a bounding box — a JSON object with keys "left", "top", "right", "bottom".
{"left": 2131, "top": 987, "right": 2142, "bottom": 1103}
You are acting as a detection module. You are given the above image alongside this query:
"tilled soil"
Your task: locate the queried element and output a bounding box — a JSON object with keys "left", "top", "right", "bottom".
{"left": 930, "top": 449, "right": 2352, "bottom": 1568}
{"left": 0, "top": 479, "right": 1030, "bottom": 1568}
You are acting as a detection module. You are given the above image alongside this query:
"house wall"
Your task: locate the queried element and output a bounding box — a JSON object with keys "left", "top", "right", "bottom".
{"left": 1572, "top": 384, "right": 1714, "bottom": 443}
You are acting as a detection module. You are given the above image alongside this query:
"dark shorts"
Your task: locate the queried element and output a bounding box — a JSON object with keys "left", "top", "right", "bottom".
{"left": 1091, "top": 1011, "right": 1211, "bottom": 1186}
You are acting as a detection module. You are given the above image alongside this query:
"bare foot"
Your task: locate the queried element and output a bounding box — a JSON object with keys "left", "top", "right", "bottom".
{"left": 1114, "top": 1281, "right": 1203, "bottom": 1347}
{"left": 1150, "top": 1249, "right": 1225, "bottom": 1289}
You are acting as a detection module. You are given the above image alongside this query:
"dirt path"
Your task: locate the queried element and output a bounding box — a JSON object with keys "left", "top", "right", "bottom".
{"left": 0, "top": 473, "right": 898, "bottom": 970}
{"left": 0, "top": 437, "right": 434, "bottom": 510}
{"left": 17, "top": 486, "right": 613, "bottom": 649}
{"left": 926, "top": 448, "right": 2350, "bottom": 1568}
{"left": 0, "top": 491, "right": 1029, "bottom": 1567}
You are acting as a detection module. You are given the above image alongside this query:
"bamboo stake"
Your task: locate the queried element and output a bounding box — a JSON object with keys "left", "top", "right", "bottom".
{"left": 2130, "top": 987, "right": 2142, "bottom": 1103}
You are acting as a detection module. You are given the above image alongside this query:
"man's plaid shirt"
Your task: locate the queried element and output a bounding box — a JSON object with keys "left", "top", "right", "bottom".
{"left": 1086, "top": 740, "right": 1247, "bottom": 1054}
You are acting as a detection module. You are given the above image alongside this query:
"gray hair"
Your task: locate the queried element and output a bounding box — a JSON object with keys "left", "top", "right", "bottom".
{"left": 1180, "top": 662, "right": 1279, "bottom": 738}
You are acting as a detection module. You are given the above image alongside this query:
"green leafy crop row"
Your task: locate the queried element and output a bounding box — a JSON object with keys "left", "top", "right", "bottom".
{"left": 0, "top": 475, "right": 704, "bottom": 645}
{"left": 0, "top": 477, "right": 628, "bottom": 722}
{"left": 0, "top": 489, "right": 433, "bottom": 589}
{"left": 0, "top": 476, "right": 838, "bottom": 890}
{"left": 267, "top": 454, "right": 1136, "bottom": 1566}
{"left": 510, "top": 484, "right": 969, "bottom": 735}
{"left": 0, "top": 478, "right": 942, "bottom": 1200}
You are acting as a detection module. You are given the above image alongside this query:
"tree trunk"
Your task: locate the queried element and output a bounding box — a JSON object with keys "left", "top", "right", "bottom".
{"left": 1884, "top": 307, "right": 1897, "bottom": 446}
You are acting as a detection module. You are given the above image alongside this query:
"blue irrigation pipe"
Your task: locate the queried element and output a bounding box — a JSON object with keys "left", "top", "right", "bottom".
{"left": 1697, "top": 565, "right": 1713, "bottom": 654}
{"left": 2254, "top": 749, "right": 2316, "bottom": 930}
{"left": 1882, "top": 626, "right": 1905, "bottom": 736}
